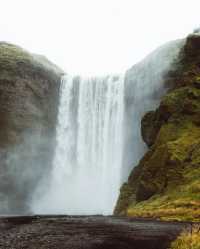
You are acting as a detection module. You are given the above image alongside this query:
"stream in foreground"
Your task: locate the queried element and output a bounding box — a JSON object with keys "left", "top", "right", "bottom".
{"left": 0, "top": 215, "right": 191, "bottom": 249}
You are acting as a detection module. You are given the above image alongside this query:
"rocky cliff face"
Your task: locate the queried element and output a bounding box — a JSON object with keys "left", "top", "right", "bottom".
{"left": 115, "top": 34, "right": 200, "bottom": 222}
{"left": 122, "top": 39, "right": 184, "bottom": 181}
{"left": 0, "top": 42, "right": 62, "bottom": 214}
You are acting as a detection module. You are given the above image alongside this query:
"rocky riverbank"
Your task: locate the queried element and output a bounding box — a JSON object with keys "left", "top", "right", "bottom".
{"left": 0, "top": 215, "right": 192, "bottom": 249}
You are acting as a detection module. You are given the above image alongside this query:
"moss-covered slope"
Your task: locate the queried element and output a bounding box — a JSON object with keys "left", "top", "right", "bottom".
{"left": 115, "top": 34, "right": 200, "bottom": 221}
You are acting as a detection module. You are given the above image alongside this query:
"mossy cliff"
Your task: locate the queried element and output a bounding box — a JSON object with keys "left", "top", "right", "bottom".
{"left": 0, "top": 42, "right": 62, "bottom": 213}
{"left": 115, "top": 34, "right": 200, "bottom": 221}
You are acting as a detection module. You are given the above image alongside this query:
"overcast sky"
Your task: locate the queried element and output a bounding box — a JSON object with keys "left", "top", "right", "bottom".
{"left": 0, "top": 0, "right": 200, "bottom": 75}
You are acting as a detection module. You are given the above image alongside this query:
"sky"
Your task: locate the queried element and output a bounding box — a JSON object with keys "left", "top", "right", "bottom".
{"left": 0, "top": 0, "right": 200, "bottom": 75}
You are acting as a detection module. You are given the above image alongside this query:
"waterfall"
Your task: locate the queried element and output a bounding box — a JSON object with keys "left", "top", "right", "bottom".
{"left": 32, "top": 74, "right": 125, "bottom": 215}
{"left": 31, "top": 39, "right": 184, "bottom": 215}
{"left": 53, "top": 75, "right": 75, "bottom": 178}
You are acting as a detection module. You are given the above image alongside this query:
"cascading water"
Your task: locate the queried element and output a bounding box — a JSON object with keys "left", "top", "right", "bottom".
{"left": 32, "top": 39, "right": 184, "bottom": 215}
{"left": 33, "top": 75, "right": 125, "bottom": 215}
{"left": 76, "top": 76, "right": 124, "bottom": 214}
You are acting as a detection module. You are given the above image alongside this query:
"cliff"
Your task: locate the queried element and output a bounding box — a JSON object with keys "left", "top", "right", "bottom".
{"left": 122, "top": 39, "right": 184, "bottom": 181}
{"left": 0, "top": 42, "right": 62, "bottom": 213}
{"left": 115, "top": 34, "right": 200, "bottom": 222}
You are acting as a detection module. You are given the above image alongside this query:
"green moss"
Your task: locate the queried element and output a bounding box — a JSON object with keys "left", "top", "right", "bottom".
{"left": 116, "top": 88, "right": 200, "bottom": 219}
{"left": 127, "top": 167, "right": 200, "bottom": 221}
{"left": 0, "top": 43, "right": 32, "bottom": 75}
{"left": 117, "top": 115, "right": 200, "bottom": 220}
{"left": 124, "top": 117, "right": 200, "bottom": 220}
{"left": 0, "top": 42, "right": 57, "bottom": 80}
{"left": 0, "top": 43, "right": 32, "bottom": 61}
{"left": 167, "top": 122, "right": 200, "bottom": 163}
{"left": 114, "top": 183, "right": 136, "bottom": 215}
{"left": 115, "top": 35, "right": 200, "bottom": 221}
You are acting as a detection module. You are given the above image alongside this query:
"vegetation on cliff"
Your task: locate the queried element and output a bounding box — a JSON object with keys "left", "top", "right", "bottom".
{"left": 0, "top": 42, "right": 62, "bottom": 78}
{"left": 115, "top": 34, "right": 200, "bottom": 222}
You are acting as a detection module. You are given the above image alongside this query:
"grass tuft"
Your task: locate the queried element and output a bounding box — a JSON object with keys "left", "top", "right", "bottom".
{"left": 170, "top": 225, "right": 200, "bottom": 249}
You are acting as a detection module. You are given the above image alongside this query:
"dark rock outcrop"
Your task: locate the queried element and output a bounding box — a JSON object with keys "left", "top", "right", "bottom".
{"left": 0, "top": 42, "right": 62, "bottom": 214}
{"left": 141, "top": 111, "right": 162, "bottom": 147}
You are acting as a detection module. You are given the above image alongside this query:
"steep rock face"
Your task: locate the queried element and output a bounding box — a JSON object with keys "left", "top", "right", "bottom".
{"left": 122, "top": 39, "right": 184, "bottom": 181}
{"left": 115, "top": 34, "right": 200, "bottom": 221}
{"left": 0, "top": 42, "right": 62, "bottom": 213}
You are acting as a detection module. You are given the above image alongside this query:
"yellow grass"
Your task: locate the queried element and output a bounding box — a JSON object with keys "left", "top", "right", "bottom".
{"left": 126, "top": 168, "right": 200, "bottom": 222}
{"left": 170, "top": 225, "right": 200, "bottom": 249}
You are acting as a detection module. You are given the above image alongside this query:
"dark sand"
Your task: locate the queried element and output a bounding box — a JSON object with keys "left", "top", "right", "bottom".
{"left": 0, "top": 215, "right": 192, "bottom": 249}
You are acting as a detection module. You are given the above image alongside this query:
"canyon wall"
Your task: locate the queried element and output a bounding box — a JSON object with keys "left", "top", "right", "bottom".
{"left": 0, "top": 42, "right": 62, "bottom": 213}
